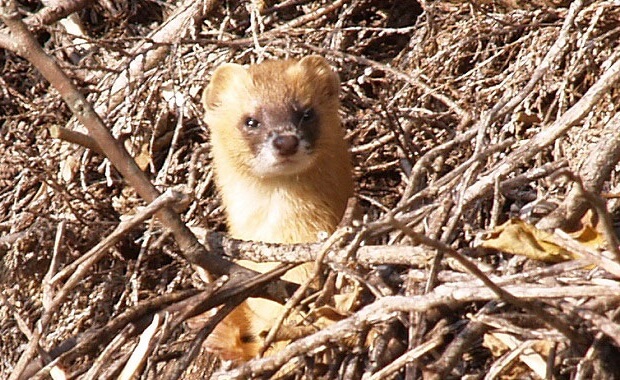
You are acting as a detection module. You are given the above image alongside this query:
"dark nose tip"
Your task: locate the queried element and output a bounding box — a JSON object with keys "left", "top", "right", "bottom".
{"left": 273, "top": 135, "right": 299, "bottom": 156}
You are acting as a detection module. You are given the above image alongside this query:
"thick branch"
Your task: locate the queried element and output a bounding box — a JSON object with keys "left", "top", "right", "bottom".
{"left": 461, "top": 47, "right": 620, "bottom": 211}
{"left": 0, "top": 5, "right": 244, "bottom": 279}
{"left": 219, "top": 283, "right": 618, "bottom": 379}
{"left": 0, "top": 0, "right": 93, "bottom": 49}
{"left": 537, "top": 112, "right": 620, "bottom": 230}
{"left": 95, "top": 0, "right": 218, "bottom": 115}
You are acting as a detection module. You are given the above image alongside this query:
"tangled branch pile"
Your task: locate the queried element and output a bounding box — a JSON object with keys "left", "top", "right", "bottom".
{"left": 2, "top": 0, "right": 620, "bottom": 378}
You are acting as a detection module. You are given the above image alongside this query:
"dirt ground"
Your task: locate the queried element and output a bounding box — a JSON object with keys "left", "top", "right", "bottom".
{"left": 2, "top": 0, "right": 620, "bottom": 379}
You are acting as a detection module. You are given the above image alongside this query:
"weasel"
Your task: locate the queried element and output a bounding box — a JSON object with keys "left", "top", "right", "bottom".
{"left": 201, "top": 56, "right": 353, "bottom": 362}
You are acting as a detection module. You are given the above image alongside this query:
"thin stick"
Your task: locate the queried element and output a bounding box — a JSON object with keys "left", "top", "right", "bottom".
{"left": 388, "top": 215, "right": 587, "bottom": 347}
{"left": 219, "top": 282, "right": 615, "bottom": 379}
{"left": 48, "top": 125, "right": 103, "bottom": 155}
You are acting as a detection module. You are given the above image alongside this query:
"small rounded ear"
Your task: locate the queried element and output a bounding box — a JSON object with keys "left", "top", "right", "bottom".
{"left": 297, "top": 55, "right": 340, "bottom": 99}
{"left": 202, "top": 63, "right": 250, "bottom": 110}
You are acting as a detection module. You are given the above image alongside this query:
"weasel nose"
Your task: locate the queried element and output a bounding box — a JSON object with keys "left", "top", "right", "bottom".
{"left": 273, "top": 135, "right": 299, "bottom": 156}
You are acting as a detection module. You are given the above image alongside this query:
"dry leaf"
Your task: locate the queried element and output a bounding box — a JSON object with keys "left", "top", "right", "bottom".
{"left": 59, "top": 154, "right": 79, "bottom": 183}
{"left": 481, "top": 218, "right": 574, "bottom": 262}
{"left": 134, "top": 143, "right": 152, "bottom": 171}
{"left": 480, "top": 217, "right": 605, "bottom": 262}
{"left": 483, "top": 331, "right": 552, "bottom": 379}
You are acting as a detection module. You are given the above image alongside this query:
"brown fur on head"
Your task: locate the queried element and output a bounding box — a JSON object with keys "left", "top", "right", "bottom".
{"left": 203, "top": 55, "right": 342, "bottom": 179}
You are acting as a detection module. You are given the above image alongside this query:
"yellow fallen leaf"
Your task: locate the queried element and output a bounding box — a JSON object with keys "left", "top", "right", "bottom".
{"left": 569, "top": 209, "right": 606, "bottom": 250}
{"left": 134, "top": 143, "right": 152, "bottom": 171}
{"left": 481, "top": 219, "right": 574, "bottom": 262}
{"left": 481, "top": 216, "right": 606, "bottom": 262}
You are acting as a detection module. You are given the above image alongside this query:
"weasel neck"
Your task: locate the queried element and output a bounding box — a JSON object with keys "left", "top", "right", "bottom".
{"left": 215, "top": 154, "right": 352, "bottom": 244}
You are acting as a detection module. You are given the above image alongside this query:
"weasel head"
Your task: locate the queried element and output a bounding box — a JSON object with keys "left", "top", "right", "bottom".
{"left": 202, "top": 56, "right": 341, "bottom": 179}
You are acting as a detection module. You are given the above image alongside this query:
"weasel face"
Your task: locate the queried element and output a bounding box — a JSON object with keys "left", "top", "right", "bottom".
{"left": 236, "top": 99, "right": 320, "bottom": 177}
{"left": 203, "top": 56, "right": 340, "bottom": 179}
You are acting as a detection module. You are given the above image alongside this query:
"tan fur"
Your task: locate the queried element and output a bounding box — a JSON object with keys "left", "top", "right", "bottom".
{"left": 201, "top": 56, "right": 353, "bottom": 362}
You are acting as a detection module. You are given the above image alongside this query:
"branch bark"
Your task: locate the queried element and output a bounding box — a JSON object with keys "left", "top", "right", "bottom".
{"left": 0, "top": 4, "right": 292, "bottom": 378}
{"left": 218, "top": 283, "right": 619, "bottom": 379}
{"left": 0, "top": 0, "right": 93, "bottom": 51}
{"left": 460, "top": 47, "right": 620, "bottom": 212}
{"left": 0, "top": 2, "right": 250, "bottom": 283}
{"left": 537, "top": 112, "right": 620, "bottom": 230}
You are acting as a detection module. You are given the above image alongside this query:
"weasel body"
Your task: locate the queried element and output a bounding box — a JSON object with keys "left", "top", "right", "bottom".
{"left": 202, "top": 56, "right": 353, "bottom": 361}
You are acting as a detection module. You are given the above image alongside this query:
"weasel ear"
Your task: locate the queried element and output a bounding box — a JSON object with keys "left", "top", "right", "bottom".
{"left": 202, "top": 63, "right": 250, "bottom": 110}
{"left": 297, "top": 55, "right": 340, "bottom": 99}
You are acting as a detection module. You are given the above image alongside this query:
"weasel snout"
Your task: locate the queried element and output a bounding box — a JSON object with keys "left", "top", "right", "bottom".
{"left": 272, "top": 134, "right": 300, "bottom": 156}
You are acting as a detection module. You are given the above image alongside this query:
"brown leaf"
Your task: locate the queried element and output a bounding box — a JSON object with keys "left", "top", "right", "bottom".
{"left": 481, "top": 218, "right": 605, "bottom": 262}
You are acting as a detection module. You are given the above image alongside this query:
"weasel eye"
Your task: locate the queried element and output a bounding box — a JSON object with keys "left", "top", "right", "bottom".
{"left": 300, "top": 108, "right": 316, "bottom": 123}
{"left": 240, "top": 334, "right": 256, "bottom": 343}
{"left": 244, "top": 117, "right": 260, "bottom": 129}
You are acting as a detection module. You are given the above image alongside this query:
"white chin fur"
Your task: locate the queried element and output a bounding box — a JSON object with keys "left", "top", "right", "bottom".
{"left": 250, "top": 145, "right": 315, "bottom": 177}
